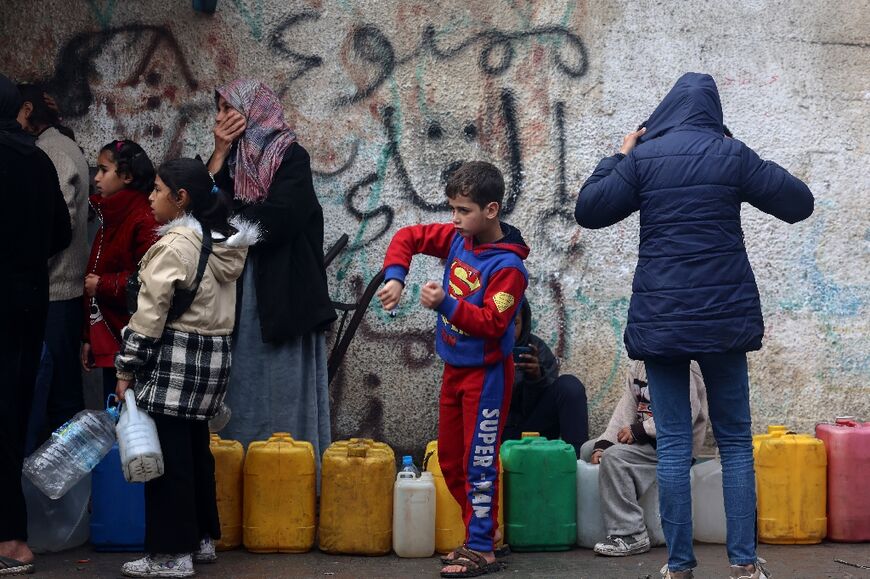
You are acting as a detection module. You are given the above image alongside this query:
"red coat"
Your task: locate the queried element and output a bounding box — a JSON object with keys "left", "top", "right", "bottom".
{"left": 83, "top": 189, "right": 158, "bottom": 365}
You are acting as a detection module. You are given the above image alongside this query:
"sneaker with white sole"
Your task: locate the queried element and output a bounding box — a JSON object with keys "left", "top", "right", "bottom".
{"left": 593, "top": 531, "right": 651, "bottom": 556}
{"left": 660, "top": 564, "right": 695, "bottom": 578}
{"left": 193, "top": 537, "right": 216, "bottom": 564}
{"left": 730, "top": 557, "right": 771, "bottom": 579}
{"left": 121, "top": 554, "right": 194, "bottom": 578}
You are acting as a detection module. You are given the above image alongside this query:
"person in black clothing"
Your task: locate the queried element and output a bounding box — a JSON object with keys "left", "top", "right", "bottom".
{"left": 502, "top": 300, "right": 588, "bottom": 456}
{"left": 206, "top": 79, "right": 336, "bottom": 461}
{"left": 0, "top": 73, "right": 71, "bottom": 574}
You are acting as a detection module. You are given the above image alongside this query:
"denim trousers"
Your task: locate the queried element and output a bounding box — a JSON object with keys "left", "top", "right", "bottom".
{"left": 646, "top": 352, "right": 756, "bottom": 571}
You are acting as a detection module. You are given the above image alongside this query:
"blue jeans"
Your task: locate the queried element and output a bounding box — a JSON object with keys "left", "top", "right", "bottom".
{"left": 646, "top": 352, "right": 756, "bottom": 571}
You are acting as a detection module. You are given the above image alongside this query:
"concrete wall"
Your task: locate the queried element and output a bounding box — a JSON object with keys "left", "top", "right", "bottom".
{"left": 3, "top": 0, "right": 867, "bottom": 456}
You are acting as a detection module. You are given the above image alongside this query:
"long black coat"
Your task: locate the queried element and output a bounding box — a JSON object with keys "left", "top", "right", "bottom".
{"left": 216, "top": 142, "right": 336, "bottom": 342}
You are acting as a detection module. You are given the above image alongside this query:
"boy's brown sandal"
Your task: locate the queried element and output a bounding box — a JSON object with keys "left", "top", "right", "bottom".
{"left": 440, "top": 546, "right": 504, "bottom": 578}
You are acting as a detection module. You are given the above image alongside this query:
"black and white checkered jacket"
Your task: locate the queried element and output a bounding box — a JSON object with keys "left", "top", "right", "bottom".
{"left": 117, "top": 327, "right": 231, "bottom": 420}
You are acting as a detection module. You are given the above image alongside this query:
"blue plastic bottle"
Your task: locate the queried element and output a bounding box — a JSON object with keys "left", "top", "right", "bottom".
{"left": 401, "top": 455, "right": 421, "bottom": 478}
{"left": 90, "top": 443, "right": 146, "bottom": 552}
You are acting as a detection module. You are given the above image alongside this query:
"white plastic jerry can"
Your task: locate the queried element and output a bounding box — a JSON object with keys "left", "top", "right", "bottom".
{"left": 691, "top": 458, "right": 726, "bottom": 544}
{"left": 392, "top": 471, "right": 436, "bottom": 557}
{"left": 576, "top": 458, "right": 667, "bottom": 548}
{"left": 116, "top": 389, "right": 164, "bottom": 483}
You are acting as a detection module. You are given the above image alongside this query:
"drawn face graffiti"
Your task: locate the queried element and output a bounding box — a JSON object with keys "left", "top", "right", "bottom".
{"left": 384, "top": 82, "right": 523, "bottom": 216}
{"left": 45, "top": 25, "right": 234, "bottom": 160}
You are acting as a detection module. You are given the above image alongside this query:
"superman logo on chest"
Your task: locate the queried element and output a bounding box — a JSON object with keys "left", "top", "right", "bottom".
{"left": 448, "top": 259, "right": 483, "bottom": 299}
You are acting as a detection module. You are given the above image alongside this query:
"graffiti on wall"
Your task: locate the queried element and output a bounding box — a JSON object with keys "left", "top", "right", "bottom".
{"left": 4, "top": 0, "right": 867, "bottom": 451}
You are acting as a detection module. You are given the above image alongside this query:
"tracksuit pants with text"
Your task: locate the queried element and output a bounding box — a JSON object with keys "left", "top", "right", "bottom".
{"left": 438, "top": 358, "right": 513, "bottom": 552}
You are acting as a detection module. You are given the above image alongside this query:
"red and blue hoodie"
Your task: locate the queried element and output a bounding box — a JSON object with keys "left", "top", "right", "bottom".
{"left": 383, "top": 222, "right": 530, "bottom": 367}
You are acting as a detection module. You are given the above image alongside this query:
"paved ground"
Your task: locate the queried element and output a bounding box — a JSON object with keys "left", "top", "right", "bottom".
{"left": 33, "top": 542, "right": 870, "bottom": 578}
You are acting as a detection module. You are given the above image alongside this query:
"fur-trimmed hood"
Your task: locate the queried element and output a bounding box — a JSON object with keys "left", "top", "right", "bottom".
{"left": 156, "top": 214, "right": 257, "bottom": 284}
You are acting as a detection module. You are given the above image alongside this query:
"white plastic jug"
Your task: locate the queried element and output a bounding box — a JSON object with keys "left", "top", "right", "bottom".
{"left": 392, "top": 471, "right": 435, "bottom": 557}
{"left": 576, "top": 459, "right": 606, "bottom": 548}
{"left": 691, "top": 458, "right": 726, "bottom": 544}
{"left": 576, "top": 458, "right": 667, "bottom": 548}
{"left": 116, "top": 390, "right": 164, "bottom": 483}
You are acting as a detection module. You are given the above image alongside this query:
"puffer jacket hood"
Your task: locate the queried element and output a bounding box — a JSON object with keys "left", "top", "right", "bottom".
{"left": 639, "top": 72, "right": 724, "bottom": 143}
{"left": 156, "top": 214, "right": 259, "bottom": 284}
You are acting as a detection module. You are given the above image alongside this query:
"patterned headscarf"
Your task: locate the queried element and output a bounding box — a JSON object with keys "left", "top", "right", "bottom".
{"left": 215, "top": 79, "right": 297, "bottom": 204}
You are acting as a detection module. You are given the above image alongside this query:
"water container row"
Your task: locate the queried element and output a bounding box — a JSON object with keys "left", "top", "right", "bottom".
{"left": 752, "top": 419, "right": 870, "bottom": 544}
{"left": 212, "top": 434, "right": 404, "bottom": 555}
{"left": 28, "top": 419, "right": 869, "bottom": 554}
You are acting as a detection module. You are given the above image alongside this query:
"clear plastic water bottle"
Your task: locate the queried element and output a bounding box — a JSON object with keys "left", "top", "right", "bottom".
{"left": 23, "top": 398, "right": 120, "bottom": 499}
{"left": 400, "top": 455, "right": 421, "bottom": 478}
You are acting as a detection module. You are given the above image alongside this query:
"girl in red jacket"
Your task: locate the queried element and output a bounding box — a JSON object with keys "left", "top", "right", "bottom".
{"left": 81, "top": 139, "right": 158, "bottom": 399}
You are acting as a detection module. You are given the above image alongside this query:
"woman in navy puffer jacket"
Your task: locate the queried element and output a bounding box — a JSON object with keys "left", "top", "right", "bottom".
{"left": 575, "top": 73, "right": 813, "bottom": 579}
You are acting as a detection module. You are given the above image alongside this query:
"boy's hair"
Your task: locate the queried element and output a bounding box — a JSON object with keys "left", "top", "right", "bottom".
{"left": 157, "top": 158, "right": 236, "bottom": 237}
{"left": 445, "top": 161, "right": 505, "bottom": 209}
{"left": 100, "top": 139, "right": 156, "bottom": 194}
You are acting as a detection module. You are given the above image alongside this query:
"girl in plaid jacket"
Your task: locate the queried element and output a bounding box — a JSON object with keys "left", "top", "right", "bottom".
{"left": 114, "top": 158, "right": 258, "bottom": 578}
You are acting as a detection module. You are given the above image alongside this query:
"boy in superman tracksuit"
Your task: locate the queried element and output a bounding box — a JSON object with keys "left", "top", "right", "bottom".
{"left": 377, "top": 161, "right": 528, "bottom": 578}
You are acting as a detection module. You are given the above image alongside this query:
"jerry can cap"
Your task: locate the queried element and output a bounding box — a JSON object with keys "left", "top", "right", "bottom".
{"left": 521, "top": 432, "right": 541, "bottom": 438}
{"left": 767, "top": 425, "right": 787, "bottom": 433}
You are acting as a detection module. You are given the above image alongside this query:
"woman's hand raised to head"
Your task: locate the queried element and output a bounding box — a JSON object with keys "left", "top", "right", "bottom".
{"left": 210, "top": 110, "right": 247, "bottom": 173}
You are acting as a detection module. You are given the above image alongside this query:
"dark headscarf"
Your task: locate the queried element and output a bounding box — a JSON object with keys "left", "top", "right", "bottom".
{"left": 0, "top": 73, "right": 36, "bottom": 155}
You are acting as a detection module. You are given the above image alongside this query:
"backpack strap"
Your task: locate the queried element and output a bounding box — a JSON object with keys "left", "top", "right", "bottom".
{"left": 166, "top": 227, "right": 214, "bottom": 322}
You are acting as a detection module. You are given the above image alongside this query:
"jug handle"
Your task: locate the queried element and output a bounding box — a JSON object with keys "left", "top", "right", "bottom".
{"left": 122, "top": 389, "right": 139, "bottom": 419}
{"left": 105, "top": 393, "right": 118, "bottom": 410}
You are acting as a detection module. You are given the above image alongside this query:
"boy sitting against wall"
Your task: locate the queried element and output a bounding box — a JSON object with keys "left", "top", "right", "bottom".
{"left": 579, "top": 361, "right": 708, "bottom": 557}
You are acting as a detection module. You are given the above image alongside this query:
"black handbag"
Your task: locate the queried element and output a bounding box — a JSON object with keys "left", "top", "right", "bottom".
{"left": 127, "top": 227, "right": 214, "bottom": 322}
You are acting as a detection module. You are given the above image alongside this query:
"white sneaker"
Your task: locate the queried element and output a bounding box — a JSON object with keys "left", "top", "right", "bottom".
{"left": 660, "top": 564, "right": 695, "bottom": 578}
{"left": 594, "top": 531, "right": 651, "bottom": 556}
{"left": 730, "top": 558, "right": 771, "bottom": 579}
{"left": 193, "top": 537, "right": 217, "bottom": 564}
{"left": 121, "top": 554, "right": 195, "bottom": 578}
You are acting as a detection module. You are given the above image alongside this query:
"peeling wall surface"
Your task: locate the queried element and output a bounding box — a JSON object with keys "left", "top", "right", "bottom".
{"left": 2, "top": 0, "right": 867, "bottom": 456}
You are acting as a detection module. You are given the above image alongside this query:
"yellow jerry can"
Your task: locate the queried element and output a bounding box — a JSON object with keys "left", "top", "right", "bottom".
{"left": 756, "top": 430, "right": 827, "bottom": 544}
{"left": 210, "top": 434, "right": 244, "bottom": 551}
{"left": 752, "top": 425, "right": 788, "bottom": 456}
{"left": 423, "top": 440, "right": 504, "bottom": 554}
{"left": 243, "top": 432, "right": 316, "bottom": 553}
{"left": 319, "top": 438, "right": 395, "bottom": 555}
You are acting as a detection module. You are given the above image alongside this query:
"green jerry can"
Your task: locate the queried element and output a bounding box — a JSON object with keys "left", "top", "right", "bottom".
{"left": 500, "top": 433, "right": 577, "bottom": 551}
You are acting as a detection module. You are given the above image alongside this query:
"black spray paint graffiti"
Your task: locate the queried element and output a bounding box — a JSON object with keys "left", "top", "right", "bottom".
{"left": 269, "top": 14, "right": 587, "bottom": 250}
{"left": 268, "top": 11, "right": 324, "bottom": 96}
{"left": 343, "top": 94, "right": 581, "bottom": 251}
{"left": 536, "top": 100, "right": 583, "bottom": 252}
{"left": 342, "top": 89, "right": 525, "bottom": 249}
{"left": 46, "top": 24, "right": 199, "bottom": 119}
{"left": 269, "top": 13, "right": 588, "bottom": 106}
